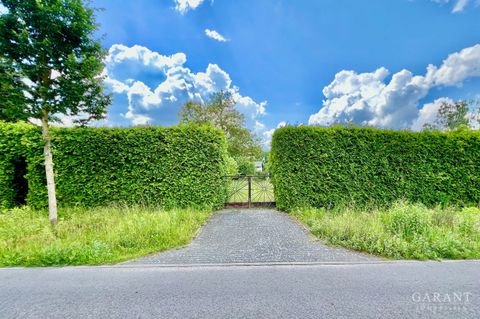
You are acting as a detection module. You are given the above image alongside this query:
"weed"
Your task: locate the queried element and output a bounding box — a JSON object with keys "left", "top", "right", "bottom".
{"left": 292, "top": 202, "right": 480, "bottom": 260}
{"left": 0, "top": 206, "right": 211, "bottom": 266}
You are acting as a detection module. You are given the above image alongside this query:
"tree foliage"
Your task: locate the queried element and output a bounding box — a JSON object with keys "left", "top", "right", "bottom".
{"left": 179, "top": 91, "right": 262, "bottom": 160}
{"left": 423, "top": 100, "right": 479, "bottom": 131}
{"left": 0, "top": 0, "right": 111, "bottom": 122}
{"left": 0, "top": 58, "right": 28, "bottom": 122}
{"left": 236, "top": 157, "right": 255, "bottom": 176}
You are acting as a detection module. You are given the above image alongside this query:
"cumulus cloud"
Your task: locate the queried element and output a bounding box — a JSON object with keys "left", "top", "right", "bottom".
{"left": 174, "top": 0, "right": 205, "bottom": 14}
{"left": 205, "top": 29, "right": 229, "bottom": 42}
{"left": 262, "top": 121, "right": 287, "bottom": 147}
{"left": 103, "top": 44, "right": 268, "bottom": 133}
{"left": 309, "top": 68, "right": 429, "bottom": 128}
{"left": 309, "top": 44, "right": 480, "bottom": 130}
{"left": 105, "top": 44, "right": 186, "bottom": 76}
{"left": 410, "top": 97, "right": 454, "bottom": 131}
{"left": 428, "top": 44, "right": 480, "bottom": 86}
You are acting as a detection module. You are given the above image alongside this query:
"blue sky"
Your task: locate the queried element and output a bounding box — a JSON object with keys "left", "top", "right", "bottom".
{"left": 90, "top": 0, "right": 480, "bottom": 145}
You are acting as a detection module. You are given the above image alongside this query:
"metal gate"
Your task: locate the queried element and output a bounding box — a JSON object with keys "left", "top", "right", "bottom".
{"left": 225, "top": 175, "right": 275, "bottom": 208}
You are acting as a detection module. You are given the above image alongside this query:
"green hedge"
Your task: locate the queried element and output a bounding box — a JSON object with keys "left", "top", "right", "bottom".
{"left": 270, "top": 126, "right": 480, "bottom": 211}
{"left": 0, "top": 122, "right": 41, "bottom": 208}
{"left": 0, "top": 123, "right": 228, "bottom": 209}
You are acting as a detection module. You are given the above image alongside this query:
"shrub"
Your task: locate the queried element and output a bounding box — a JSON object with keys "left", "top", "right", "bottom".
{"left": 0, "top": 123, "right": 228, "bottom": 209}
{"left": 225, "top": 156, "right": 238, "bottom": 176}
{"left": 236, "top": 157, "right": 255, "bottom": 176}
{"left": 271, "top": 126, "right": 480, "bottom": 211}
{"left": 455, "top": 207, "right": 480, "bottom": 236}
{"left": 382, "top": 203, "right": 432, "bottom": 240}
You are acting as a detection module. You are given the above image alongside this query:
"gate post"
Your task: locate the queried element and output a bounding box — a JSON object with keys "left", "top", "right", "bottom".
{"left": 248, "top": 176, "right": 252, "bottom": 208}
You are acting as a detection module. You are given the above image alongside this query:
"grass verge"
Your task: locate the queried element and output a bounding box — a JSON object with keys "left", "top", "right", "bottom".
{"left": 292, "top": 202, "right": 480, "bottom": 260}
{"left": 0, "top": 206, "right": 212, "bottom": 266}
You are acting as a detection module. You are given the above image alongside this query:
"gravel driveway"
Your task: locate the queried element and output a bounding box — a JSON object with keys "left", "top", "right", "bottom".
{"left": 127, "top": 209, "right": 378, "bottom": 265}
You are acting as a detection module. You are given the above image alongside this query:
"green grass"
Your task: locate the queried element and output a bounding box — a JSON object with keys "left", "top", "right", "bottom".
{"left": 0, "top": 206, "right": 212, "bottom": 266}
{"left": 292, "top": 202, "right": 480, "bottom": 260}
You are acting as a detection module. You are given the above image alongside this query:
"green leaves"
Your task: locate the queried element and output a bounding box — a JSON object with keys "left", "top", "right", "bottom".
{"left": 271, "top": 126, "right": 480, "bottom": 211}
{"left": 0, "top": 123, "right": 228, "bottom": 210}
{"left": 423, "top": 100, "right": 474, "bottom": 131}
{"left": 0, "top": 0, "right": 110, "bottom": 122}
{"left": 0, "top": 58, "right": 29, "bottom": 122}
{"left": 179, "top": 91, "right": 262, "bottom": 160}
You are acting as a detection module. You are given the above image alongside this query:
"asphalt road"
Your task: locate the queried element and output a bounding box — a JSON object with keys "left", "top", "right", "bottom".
{"left": 1, "top": 261, "right": 479, "bottom": 319}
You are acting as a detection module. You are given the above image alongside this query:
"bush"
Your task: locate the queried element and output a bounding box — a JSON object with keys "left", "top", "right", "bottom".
{"left": 0, "top": 123, "right": 228, "bottom": 209}
{"left": 236, "top": 157, "right": 255, "bottom": 176}
{"left": 382, "top": 203, "right": 432, "bottom": 240}
{"left": 225, "top": 156, "right": 238, "bottom": 176}
{"left": 271, "top": 126, "right": 480, "bottom": 211}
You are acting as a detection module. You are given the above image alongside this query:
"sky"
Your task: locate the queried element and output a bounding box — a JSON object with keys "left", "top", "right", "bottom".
{"left": 88, "top": 0, "right": 480, "bottom": 146}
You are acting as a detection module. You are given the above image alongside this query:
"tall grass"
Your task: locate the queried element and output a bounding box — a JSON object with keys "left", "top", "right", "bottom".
{"left": 292, "top": 202, "right": 480, "bottom": 260}
{"left": 0, "top": 206, "right": 212, "bottom": 266}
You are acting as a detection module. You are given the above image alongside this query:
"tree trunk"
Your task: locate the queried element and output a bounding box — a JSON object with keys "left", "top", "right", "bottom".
{"left": 41, "top": 109, "right": 58, "bottom": 225}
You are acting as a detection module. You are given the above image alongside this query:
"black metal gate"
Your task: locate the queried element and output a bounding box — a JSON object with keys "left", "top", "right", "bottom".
{"left": 225, "top": 175, "right": 275, "bottom": 208}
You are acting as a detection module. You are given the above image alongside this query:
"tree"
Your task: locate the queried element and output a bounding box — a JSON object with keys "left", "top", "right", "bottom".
{"left": 236, "top": 157, "right": 255, "bottom": 176}
{"left": 423, "top": 100, "right": 476, "bottom": 131}
{"left": 0, "top": 0, "right": 111, "bottom": 225}
{"left": 179, "top": 91, "right": 262, "bottom": 160}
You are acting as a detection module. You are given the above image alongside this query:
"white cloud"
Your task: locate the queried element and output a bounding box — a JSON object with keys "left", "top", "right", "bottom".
{"left": 410, "top": 97, "right": 454, "bottom": 131}
{"left": 28, "top": 113, "right": 111, "bottom": 128}
{"left": 0, "top": 4, "right": 8, "bottom": 15}
{"left": 233, "top": 93, "right": 267, "bottom": 118}
{"left": 262, "top": 121, "right": 287, "bottom": 147}
{"left": 254, "top": 121, "right": 266, "bottom": 132}
{"left": 411, "top": 97, "right": 480, "bottom": 130}
{"left": 431, "top": 0, "right": 474, "bottom": 12}
{"left": 309, "top": 68, "right": 429, "bottom": 128}
{"left": 309, "top": 43, "right": 480, "bottom": 130}
{"left": 103, "top": 44, "right": 268, "bottom": 133}
{"left": 174, "top": 0, "right": 205, "bottom": 14}
{"left": 205, "top": 29, "right": 229, "bottom": 42}
{"left": 104, "top": 77, "right": 130, "bottom": 94}
{"left": 124, "top": 112, "right": 152, "bottom": 126}
{"left": 105, "top": 44, "right": 186, "bottom": 72}
{"left": 429, "top": 44, "right": 480, "bottom": 86}
{"left": 453, "top": 0, "right": 470, "bottom": 12}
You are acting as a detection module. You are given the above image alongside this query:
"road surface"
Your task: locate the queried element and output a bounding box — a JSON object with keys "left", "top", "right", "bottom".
{"left": 1, "top": 261, "right": 479, "bottom": 318}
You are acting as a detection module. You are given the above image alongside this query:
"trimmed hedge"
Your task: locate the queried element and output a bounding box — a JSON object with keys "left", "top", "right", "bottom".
{"left": 0, "top": 122, "right": 40, "bottom": 208}
{"left": 0, "top": 123, "right": 228, "bottom": 209}
{"left": 271, "top": 126, "right": 480, "bottom": 211}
